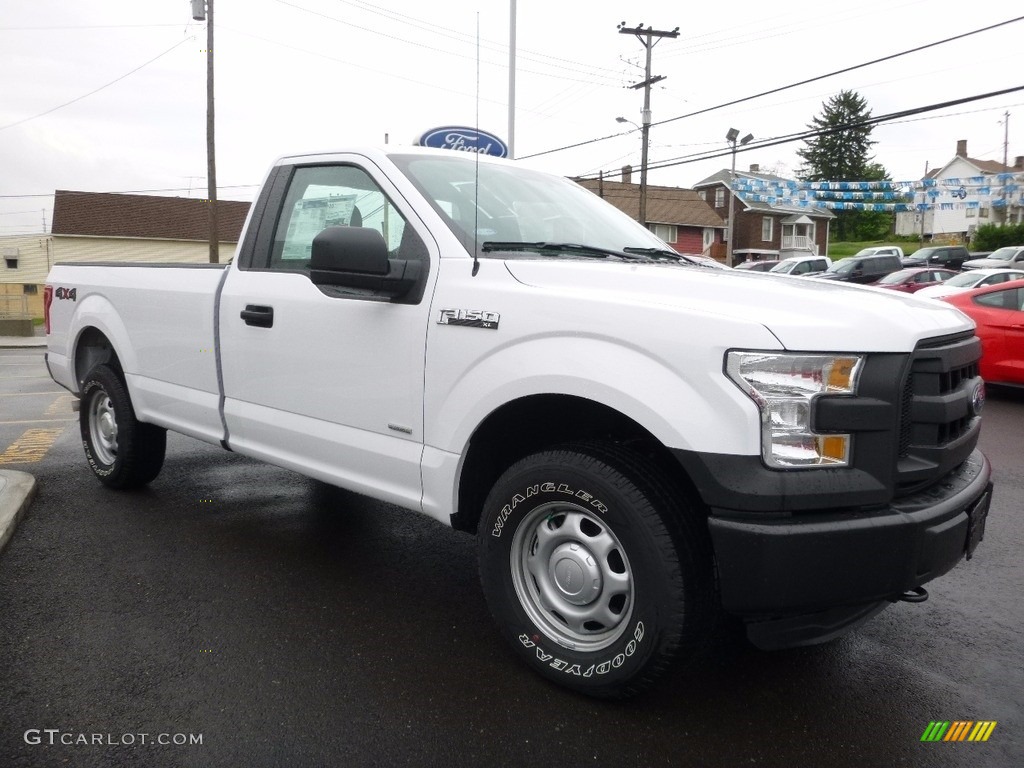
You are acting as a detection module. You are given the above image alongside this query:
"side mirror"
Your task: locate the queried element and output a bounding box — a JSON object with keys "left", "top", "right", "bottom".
{"left": 310, "top": 226, "right": 421, "bottom": 299}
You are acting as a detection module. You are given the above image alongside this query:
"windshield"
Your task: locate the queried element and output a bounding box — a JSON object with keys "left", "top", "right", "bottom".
{"left": 944, "top": 272, "right": 983, "bottom": 287}
{"left": 826, "top": 258, "right": 857, "bottom": 274}
{"left": 878, "top": 269, "right": 915, "bottom": 284}
{"left": 390, "top": 153, "right": 671, "bottom": 259}
{"left": 853, "top": 248, "right": 877, "bottom": 257}
{"left": 986, "top": 247, "right": 1016, "bottom": 262}
{"left": 768, "top": 260, "right": 796, "bottom": 274}
{"left": 911, "top": 248, "right": 937, "bottom": 259}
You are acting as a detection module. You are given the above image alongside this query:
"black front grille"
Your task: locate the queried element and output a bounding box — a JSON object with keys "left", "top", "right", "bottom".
{"left": 895, "top": 333, "right": 983, "bottom": 495}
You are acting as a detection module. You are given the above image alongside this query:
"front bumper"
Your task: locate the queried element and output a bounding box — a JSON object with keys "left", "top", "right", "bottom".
{"left": 703, "top": 449, "right": 991, "bottom": 640}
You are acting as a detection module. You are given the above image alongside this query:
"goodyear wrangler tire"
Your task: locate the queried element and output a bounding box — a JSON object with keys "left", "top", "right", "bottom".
{"left": 478, "top": 442, "right": 714, "bottom": 699}
{"left": 80, "top": 364, "right": 166, "bottom": 489}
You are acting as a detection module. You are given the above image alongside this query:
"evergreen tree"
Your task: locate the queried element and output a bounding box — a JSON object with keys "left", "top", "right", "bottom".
{"left": 797, "top": 90, "right": 892, "bottom": 241}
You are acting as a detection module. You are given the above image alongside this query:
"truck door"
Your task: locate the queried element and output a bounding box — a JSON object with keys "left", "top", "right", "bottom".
{"left": 218, "top": 159, "right": 436, "bottom": 512}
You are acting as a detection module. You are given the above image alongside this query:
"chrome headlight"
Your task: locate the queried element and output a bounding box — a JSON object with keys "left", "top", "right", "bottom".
{"left": 726, "top": 351, "right": 864, "bottom": 469}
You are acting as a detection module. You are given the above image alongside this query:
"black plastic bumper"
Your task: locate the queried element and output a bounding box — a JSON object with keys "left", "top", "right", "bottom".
{"left": 702, "top": 449, "right": 992, "bottom": 629}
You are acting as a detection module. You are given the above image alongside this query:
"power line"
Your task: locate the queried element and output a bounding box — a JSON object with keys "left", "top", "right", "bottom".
{"left": 520, "top": 14, "right": 1024, "bottom": 161}
{"left": 0, "top": 185, "right": 259, "bottom": 200}
{"left": 574, "top": 85, "right": 1024, "bottom": 181}
{"left": 0, "top": 35, "right": 194, "bottom": 132}
{"left": 270, "top": 0, "right": 623, "bottom": 86}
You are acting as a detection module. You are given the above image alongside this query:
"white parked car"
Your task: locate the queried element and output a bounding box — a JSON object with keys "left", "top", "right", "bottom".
{"left": 854, "top": 245, "right": 905, "bottom": 259}
{"left": 767, "top": 255, "right": 832, "bottom": 276}
{"left": 915, "top": 268, "right": 1024, "bottom": 299}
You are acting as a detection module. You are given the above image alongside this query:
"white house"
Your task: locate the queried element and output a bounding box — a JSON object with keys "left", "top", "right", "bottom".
{"left": 895, "top": 139, "right": 1024, "bottom": 242}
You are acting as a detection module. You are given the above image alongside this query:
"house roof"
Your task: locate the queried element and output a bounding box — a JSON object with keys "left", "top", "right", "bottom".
{"left": 929, "top": 156, "right": 1017, "bottom": 180}
{"left": 574, "top": 179, "right": 725, "bottom": 228}
{"left": 51, "top": 190, "right": 251, "bottom": 242}
{"left": 692, "top": 169, "right": 835, "bottom": 220}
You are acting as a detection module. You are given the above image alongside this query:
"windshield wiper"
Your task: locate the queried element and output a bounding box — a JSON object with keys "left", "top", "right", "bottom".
{"left": 621, "top": 247, "right": 708, "bottom": 266}
{"left": 480, "top": 241, "right": 649, "bottom": 261}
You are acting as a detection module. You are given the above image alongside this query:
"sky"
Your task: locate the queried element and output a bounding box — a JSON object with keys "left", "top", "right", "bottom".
{"left": 1, "top": 0, "right": 1022, "bottom": 238}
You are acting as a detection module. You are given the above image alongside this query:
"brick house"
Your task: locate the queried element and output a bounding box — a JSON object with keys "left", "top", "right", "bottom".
{"left": 692, "top": 165, "right": 834, "bottom": 264}
{"left": 574, "top": 168, "right": 726, "bottom": 260}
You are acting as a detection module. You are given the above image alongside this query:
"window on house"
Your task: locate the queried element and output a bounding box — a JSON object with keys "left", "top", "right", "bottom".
{"left": 651, "top": 224, "right": 677, "bottom": 243}
{"left": 697, "top": 190, "right": 706, "bottom": 202}
{"left": 715, "top": 188, "right": 725, "bottom": 208}
{"left": 966, "top": 208, "right": 976, "bottom": 218}
{"left": 979, "top": 207, "right": 989, "bottom": 218}
{"left": 23, "top": 284, "right": 38, "bottom": 295}
{"left": 4, "top": 258, "right": 17, "bottom": 269}
{"left": 762, "top": 217, "right": 773, "bottom": 241}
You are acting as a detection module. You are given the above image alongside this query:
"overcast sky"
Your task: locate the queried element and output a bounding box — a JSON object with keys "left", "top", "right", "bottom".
{"left": 1, "top": 0, "right": 1022, "bottom": 237}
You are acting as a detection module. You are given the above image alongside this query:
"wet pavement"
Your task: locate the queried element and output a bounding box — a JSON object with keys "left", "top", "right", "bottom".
{"left": 0, "top": 349, "right": 1021, "bottom": 767}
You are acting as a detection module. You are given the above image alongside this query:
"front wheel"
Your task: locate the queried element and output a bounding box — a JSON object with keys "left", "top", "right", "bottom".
{"left": 478, "top": 442, "right": 714, "bottom": 699}
{"left": 79, "top": 364, "right": 166, "bottom": 489}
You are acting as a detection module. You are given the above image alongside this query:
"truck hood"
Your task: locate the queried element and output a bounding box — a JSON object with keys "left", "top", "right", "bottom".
{"left": 503, "top": 259, "right": 975, "bottom": 352}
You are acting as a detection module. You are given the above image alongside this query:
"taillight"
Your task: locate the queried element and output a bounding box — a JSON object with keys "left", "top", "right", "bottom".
{"left": 43, "top": 284, "right": 53, "bottom": 335}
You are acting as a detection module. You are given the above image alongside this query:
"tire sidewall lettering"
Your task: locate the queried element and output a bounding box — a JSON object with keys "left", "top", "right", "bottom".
{"left": 491, "top": 481, "right": 608, "bottom": 538}
{"left": 516, "top": 621, "right": 646, "bottom": 679}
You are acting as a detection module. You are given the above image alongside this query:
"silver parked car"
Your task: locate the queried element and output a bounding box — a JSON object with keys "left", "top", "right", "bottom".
{"left": 960, "top": 245, "right": 1024, "bottom": 271}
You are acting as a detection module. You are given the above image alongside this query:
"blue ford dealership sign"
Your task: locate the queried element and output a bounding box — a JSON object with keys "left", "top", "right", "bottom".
{"left": 417, "top": 126, "right": 509, "bottom": 158}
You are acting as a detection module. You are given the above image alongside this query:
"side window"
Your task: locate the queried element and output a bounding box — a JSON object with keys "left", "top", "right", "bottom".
{"left": 974, "top": 289, "right": 1013, "bottom": 310}
{"left": 268, "top": 164, "right": 421, "bottom": 271}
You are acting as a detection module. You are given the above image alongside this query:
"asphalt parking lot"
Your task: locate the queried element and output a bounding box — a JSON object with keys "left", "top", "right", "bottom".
{"left": 1, "top": 346, "right": 1021, "bottom": 767}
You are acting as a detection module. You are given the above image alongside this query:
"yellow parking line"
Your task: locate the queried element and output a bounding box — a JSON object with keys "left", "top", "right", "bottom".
{"left": 0, "top": 427, "right": 68, "bottom": 465}
{"left": 0, "top": 391, "right": 67, "bottom": 397}
{"left": 44, "top": 395, "right": 77, "bottom": 417}
{"left": 0, "top": 419, "right": 75, "bottom": 425}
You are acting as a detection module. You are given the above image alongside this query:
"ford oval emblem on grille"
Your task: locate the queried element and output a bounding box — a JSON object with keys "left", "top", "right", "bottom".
{"left": 970, "top": 380, "right": 986, "bottom": 417}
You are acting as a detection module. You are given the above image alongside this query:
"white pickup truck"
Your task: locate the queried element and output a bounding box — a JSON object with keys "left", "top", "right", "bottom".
{"left": 44, "top": 147, "right": 993, "bottom": 698}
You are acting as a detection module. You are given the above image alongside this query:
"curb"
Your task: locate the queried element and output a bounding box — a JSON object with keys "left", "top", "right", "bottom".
{"left": 0, "top": 470, "right": 38, "bottom": 555}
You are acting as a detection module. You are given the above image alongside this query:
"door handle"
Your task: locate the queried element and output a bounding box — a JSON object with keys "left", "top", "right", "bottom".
{"left": 241, "top": 304, "right": 274, "bottom": 328}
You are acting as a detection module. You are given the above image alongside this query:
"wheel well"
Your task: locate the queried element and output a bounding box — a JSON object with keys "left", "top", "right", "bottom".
{"left": 452, "top": 394, "right": 702, "bottom": 533}
{"left": 74, "top": 327, "right": 122, "bottom": 390}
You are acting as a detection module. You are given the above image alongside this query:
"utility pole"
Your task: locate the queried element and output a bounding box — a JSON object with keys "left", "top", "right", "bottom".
{"left": 192, "top": 0, "right": 219, "bottom": 263}
{"left": 508, "top": 0, "right": 516, "bottom": 159}
{"left": 618, "top": 22, "right": 678, "bottom": 230}
{"left": 1001, "top": 111, "right": 1010, "bottom": 226}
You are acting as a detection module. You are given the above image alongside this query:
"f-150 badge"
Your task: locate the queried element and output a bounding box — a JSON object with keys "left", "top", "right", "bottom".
{"left": 437, "top": 309, "right": 500, "bottom": 329}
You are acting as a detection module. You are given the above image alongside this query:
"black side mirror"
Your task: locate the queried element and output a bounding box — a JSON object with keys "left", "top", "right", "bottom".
{"left": 310, "top": 226, "right": 421, "bottom": 299}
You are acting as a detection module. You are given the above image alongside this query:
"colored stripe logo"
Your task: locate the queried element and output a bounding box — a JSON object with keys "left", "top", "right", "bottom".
{"left": 921, "top": 721, "right": 997, "bottom": 742}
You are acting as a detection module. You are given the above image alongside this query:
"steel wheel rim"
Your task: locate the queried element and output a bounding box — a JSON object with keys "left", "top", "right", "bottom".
{"left": 510, "top": 501, "right": 634, "bottom": 652}
{"left": 89, "top": 389, "right": 119, "bottom": 465}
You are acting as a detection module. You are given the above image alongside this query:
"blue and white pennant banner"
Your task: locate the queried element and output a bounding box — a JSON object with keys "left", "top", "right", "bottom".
{"left": 732, "top": 173, "right": 1024, "bottom": 212}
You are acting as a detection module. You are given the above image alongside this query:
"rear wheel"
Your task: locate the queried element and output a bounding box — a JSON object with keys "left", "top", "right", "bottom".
{"left": 478, "top": 442, "right": 714, "bottom": 698}
{"left": 79, "top": 364, "right": 166, "bottom": 489}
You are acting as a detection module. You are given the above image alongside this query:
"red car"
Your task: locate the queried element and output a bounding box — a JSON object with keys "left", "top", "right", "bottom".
{"left": 872, "top": 267, "right": 958, "bottom": 293}
{"left": 941, "top": 278, "right": 1024, "bottom": 386}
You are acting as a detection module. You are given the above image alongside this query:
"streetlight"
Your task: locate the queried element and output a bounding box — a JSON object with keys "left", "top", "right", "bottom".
{"left": 725, "top": 128, "right": 753, "bottom": 267}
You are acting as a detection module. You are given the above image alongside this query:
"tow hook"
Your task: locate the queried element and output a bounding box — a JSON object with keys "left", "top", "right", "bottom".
{"left": 891, "top": 586, "right": 928, "bottom": 603}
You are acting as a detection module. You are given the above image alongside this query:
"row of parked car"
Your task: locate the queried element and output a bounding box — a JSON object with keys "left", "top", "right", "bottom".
{"left": 733, "top": 245, "right": 1024, "bottom": 387}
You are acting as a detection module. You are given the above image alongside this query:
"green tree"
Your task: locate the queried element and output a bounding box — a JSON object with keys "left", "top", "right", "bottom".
{"left": 797, "top": 90, "right": 892, "bottom": 240}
